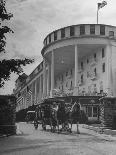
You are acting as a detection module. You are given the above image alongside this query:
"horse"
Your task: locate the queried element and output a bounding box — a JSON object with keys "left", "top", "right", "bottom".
{"left": 34, "top": 103, "right": 53, "bottom": 131}
{"left": 51, "top": 101, "right": 66, "bottom": 133}
{"left": 66, "top": 101, "right": 81, "bottom": 134}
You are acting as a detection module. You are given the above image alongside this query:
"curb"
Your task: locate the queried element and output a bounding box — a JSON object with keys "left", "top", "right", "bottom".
{"left": 82, "top": 124, "right": 116, "bottom": 136}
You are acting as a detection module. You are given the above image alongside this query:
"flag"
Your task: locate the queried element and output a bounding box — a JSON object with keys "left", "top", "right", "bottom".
{"left": 26, "top": 89, "right": 32, "bottom": 107}
{"left": 98, "top": 1, "right": 107, "bottom": 10}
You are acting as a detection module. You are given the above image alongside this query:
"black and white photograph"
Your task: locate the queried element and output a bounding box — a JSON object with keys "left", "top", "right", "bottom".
{"left": 0, "top": 0, "right": 116, "bottom": 154}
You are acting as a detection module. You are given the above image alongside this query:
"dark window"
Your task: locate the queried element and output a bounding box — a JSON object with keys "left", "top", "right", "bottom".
{"left": 61, "top": 28, "right": 65, "bottom": 38}
{"left": 88, "top": 107, "right": 92, "bottom": 117}
{"left": 49, "top": 35, "right": 51, "bottom": 43}
{"left": 102, "top": 48, "right": 105, "bottom": 58}
{"left": 81, "top": 62, "right": 83, "bottom": 69}
{"left": 62, "top": 75, "right": 63, "bottom": 81}
{"left": 87, "top": 72, "right": 89, "bottom": 78}
{"left": 70, "top": 69, "right": 72, "bottom": 75}
{"left": 62, "top": 85, "right": 63, "bottom": 91}
{"left": 94, "top": 68, "right": 97, "bottom": 76}
{"left": 81, "top": 74, "right": 83, "bottom": 83}
{"left": 93, "top": 107, "right": 98, "bottom": 117}
{"left": 94, "top": 53, "right": 96, "bottom": 59}
{"left": 100, "top": 25, "right": 105, "bottom": 35}
{"left": 70, "top": 26, "right": 75, "bottom": 36}
{"left": 18, "top": 92, "right": 21, "bottom": 97}
{"left": 102, "top": 63, "right": 105, "bottom": 72}
{"left": 87, "top": 59, "right": 89, "bottom": 64}
{"left": 70, "top": 81, "right": 72, "bottom": 88}
{"left": 90, "top": 24, "right": 95, "bottom": 34}
{"left": 54, "top": 31, "right": 57, "bottom": 41}
{"left": 66, "top": 82, "right": 68, "bottom": 87}
{"left": 66, "top": 71, "right": 68, "bottom": 76}
{"left": 109, "top": 31, "right": 114, "bottom": 37}
{"left": 80, "top": 25, "right": 85, "bottom": 35}
{"left": 94, "top": 53, "right": 96, "bottom": 60}
{"left": 27, "top": 86, "right": 29, "bottom": 92}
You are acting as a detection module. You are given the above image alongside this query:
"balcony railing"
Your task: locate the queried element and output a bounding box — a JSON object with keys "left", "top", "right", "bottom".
{"left": 78, "top": 80, "right": 84, "bottom": 86}
{"left": 90, "top": 59, "right": 98, "bottom": 67}
{"left": 78, "top": 68, "right": 84, "bottom": 73}
{"left": 90, "top": 73, "right": 98, "bottom": 80}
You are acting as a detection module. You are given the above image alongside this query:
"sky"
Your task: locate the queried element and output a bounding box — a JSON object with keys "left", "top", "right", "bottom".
{"left": 0, "top": 0, "right": 116, "bottom": 95}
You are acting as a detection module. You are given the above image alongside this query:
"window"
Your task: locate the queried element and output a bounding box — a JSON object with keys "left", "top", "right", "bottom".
{"left": 70, "top": 81, "right": 72, "bottom": 88}
{"left": 61, "top": 28, "right": 65, "bottom": 38}
{"left": 66, "top": 71, "right": 68, "bottom": 76}
{"left": 70, "top": 69, "right": 72, "bottom": 75}
{"left": 80, "top": 25, "right": 85, "bottom": 35}
{"left": 87, "top": 106, "right": 98, "bottom": 117}
{"left": 93, "top": 84, "right": 97, "bottom": 93}
{"left": 62, "top": 85, "right": 63, "bottom": 91}
{"left": 87, "top": 71, "right": 89, "bottom": 78}
{"left": 93, "top": 107, "right": 98, "bottom": 117}
{"left": 88, "top": 107, "right": 92, "bottom": 117}
{"left": 100, "top": 25, "right": 105, "bottom": 35}
{"left": 81, "top": 74, "right": 83, "bottom": 83}
{"left": 54, "top": 31, "right": 57, "bottom": 41}
{"left": 87, "top": 59, "right": 89, "bottom": 64}
{"left": 102, "top": 48, "right": 105, "bottom": 58}
{"left": 49, "top": 35, "right": 51, "bottom": 43}
{"left": 61, "top": 75, "right": 63, "bottom": 81}
{"left": 90, "top": 24, "right": 95, "bottom": 34}
{"left": 94, "top": 53, "right": 96, "bottom": 60}
{"left": 109, "top": 31, "right": 114, "bottom": 37}
{"left": 81, "top": 62, "right": 83, "bottom": 69}
{"left": 102, "top": 63, "right": 105, "bottom": 73}
{"left": 94, "top": 68, "right": 97, "bottom": 76}
{"left": 66, "top": 82, "right": 68, "bottom": 87}
{"left": 70, "top": 26, "right": 75, "bottom": 36}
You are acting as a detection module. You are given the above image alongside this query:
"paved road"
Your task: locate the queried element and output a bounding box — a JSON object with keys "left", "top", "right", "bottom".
{"left": 0, "top": 122, "right": 116, "bottom": 155}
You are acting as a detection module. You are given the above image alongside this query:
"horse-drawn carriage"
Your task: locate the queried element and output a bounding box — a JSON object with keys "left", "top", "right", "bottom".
{"left": 34, "top": 98, "right": 81, "bottom": 133}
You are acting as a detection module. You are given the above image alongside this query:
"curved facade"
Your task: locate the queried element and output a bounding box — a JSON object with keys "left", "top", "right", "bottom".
{"left": 15, "top": 24, "right": 116, "bottom": 112}
{"left": 42, "top": 24, "right": 116, "bottom": 98}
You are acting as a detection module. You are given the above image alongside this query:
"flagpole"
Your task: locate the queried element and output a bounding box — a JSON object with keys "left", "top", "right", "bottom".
{"left": 97, "top": 7, "right": 98, "bottom": 24}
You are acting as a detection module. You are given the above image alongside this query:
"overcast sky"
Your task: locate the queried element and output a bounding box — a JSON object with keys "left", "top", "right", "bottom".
{"left": 0, "top": 0, "right": 116, "bottom": 95}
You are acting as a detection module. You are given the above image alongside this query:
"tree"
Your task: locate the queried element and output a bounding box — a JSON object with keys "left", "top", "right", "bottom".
{"left": 0, "top": 0, "right": 34, "bottom": 88}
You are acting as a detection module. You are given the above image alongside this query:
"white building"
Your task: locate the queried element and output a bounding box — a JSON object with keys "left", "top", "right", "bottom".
{"left": 15, "top": 24, "right": 116, "bottom": 113}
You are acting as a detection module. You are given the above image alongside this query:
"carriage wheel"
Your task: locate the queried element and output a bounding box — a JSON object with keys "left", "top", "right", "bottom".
{"left": 34, "top": 120, "right": 38, "bottom": 129}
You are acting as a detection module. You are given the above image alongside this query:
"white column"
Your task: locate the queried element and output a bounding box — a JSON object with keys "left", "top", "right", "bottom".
{"left": 47, "top": 63, "right": 50, "bottom": 97}
{"left": 75, "top": 44, "right": 79, "bottom": 88}
{"left": 35, "top": 80, "right": 37, "bottom": 104}
{"left": 51, "top": 50, "right": 54, "bottom": 97}
{"left": 73, "top": 44, "right": 79, "bottom": 96}
{"left": 105, "top": 44, "right": 112, "bottom": 96}
{"left": 43, "top": 59, "right": 46, "bottom": 98}
{"left": 40, "top": 75, "right": 42, "bottom": 99}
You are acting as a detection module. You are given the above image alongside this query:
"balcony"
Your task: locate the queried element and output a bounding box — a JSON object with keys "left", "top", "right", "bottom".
{"left": 90, "top": 59, "right": 98, "bottom": 67}
{"left": 67, "top": 74, "right": 72, "bottom": 79}
{"left": 78, "top": 80, "right": 84, "bottom": 86}
{"left": 78, "top": 68, "right": 84, "bottom": 73}
{"left": 90, "top": 73, "right": 97, "bottom": 81}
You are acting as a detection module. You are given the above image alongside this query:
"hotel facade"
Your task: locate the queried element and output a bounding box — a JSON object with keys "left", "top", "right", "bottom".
{"left": 14, "top": 24, "right": 116, "bottom": 121}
